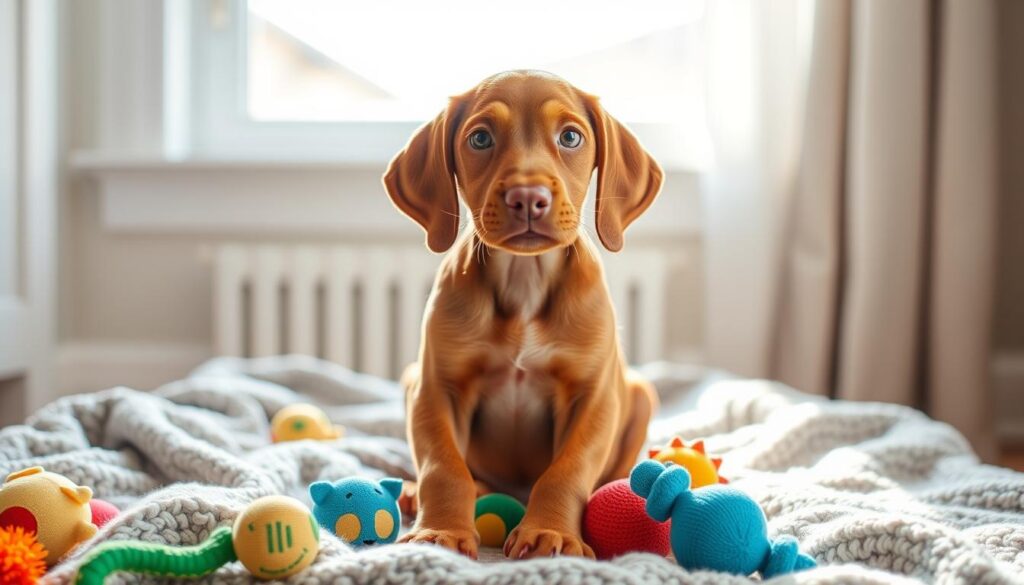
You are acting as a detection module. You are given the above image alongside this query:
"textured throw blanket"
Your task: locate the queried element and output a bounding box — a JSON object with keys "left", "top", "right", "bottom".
{"left": 2, "top": 356, "right": 1023, "bottom": 584}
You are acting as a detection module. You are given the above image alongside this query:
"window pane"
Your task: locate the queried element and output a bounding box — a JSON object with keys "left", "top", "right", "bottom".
{"left": 247, "top": 0, "right": 706, "bottom": 126}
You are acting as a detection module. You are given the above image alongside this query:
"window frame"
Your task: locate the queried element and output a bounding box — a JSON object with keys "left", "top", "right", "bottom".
{"left": 183, "top": 0, "right": 707, "bottom": 170}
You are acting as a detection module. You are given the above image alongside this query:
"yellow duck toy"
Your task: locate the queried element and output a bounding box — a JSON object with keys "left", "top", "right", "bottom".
{"left": 270, "top": 404, "right": 344, "bottom": 443}
{"left": 0, "top": 466, "right": 98, "bottom": 565}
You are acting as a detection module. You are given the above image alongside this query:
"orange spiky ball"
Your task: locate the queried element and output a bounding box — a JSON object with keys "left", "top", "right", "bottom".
{"left": 0, "top": 526, "right": 48, "bottom": 585}
{"left": 647, "top": 437, "right": 728, "bottom": 488}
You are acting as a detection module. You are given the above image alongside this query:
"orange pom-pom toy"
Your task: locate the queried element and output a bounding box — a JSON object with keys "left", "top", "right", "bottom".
{"left": 0, "top": 526, "right": 48, "bottom": 585}
{"left": 582, "top": 478, "right": 670, "bottom": 560}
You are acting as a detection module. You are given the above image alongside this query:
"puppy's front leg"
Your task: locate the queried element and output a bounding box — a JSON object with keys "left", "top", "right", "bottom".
{"left": 398, "top": 369, "right": 479, "bottom": 558}
{"left": 504, "top": 382, "right": 618, "bottom": 559}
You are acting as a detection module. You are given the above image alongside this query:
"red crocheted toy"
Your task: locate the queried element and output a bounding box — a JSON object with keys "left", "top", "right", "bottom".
{"left": 0, "top": 525, "right": 48, "bottom": 585}
{"left": 582, "top": 478, "right": 670, "bottom": 560}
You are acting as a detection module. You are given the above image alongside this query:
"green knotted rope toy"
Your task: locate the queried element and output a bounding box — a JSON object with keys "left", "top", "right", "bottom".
{"left": 75, "top": 496, "right": 320, "bottom": 584}
{"left": 75, "top": 527, "right": 235, "bottom": 584}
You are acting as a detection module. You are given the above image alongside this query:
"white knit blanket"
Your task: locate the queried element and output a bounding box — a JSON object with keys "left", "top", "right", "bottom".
{"left": 3, "top": 356, "right": 1023, "bottom": 584}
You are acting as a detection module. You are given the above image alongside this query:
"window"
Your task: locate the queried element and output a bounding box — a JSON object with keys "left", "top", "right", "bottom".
{"left": 185, "top": 0, "right": 710, "bottom": 168}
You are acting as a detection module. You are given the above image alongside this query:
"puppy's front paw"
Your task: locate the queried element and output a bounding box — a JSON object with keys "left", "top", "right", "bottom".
{"left": 399, "top": 527, "right": 479, "bottom": 559}
{"left": 504, "top": 524, "right": 595, "bottom": 559}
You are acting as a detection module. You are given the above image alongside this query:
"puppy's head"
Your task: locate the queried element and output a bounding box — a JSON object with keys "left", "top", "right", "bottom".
{"left": 383, "top": 71, "right": 663, "bottom": 255}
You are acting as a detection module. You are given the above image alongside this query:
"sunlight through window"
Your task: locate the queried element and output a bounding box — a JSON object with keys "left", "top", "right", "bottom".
{"left": 247, "top": 0, "right": 706, "bottom": 124}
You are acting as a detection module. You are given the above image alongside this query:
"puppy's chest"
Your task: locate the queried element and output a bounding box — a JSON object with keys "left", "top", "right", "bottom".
{"left": 474, "top": 322, "right": 559, "bottom": 436}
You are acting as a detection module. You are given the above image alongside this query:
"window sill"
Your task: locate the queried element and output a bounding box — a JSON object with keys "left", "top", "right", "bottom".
{"left": 69, "top": 150, "right": 389, "bottom": 173}
{"left": 69, "top": 150, "right": 704, "bottom": 239}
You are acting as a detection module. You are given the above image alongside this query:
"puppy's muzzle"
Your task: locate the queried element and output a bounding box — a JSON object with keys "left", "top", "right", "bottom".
{"left": 504, "top": 185, "right": 552, "bottom": 222}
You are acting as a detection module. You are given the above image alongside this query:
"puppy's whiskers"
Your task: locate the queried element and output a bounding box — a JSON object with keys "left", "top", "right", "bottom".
{"left": 438, "top": 208, "right": 461, "bottom": 219}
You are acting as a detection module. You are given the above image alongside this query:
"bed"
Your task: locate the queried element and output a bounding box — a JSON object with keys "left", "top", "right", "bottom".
{"left": 3, "top": 356, "right": 1022, "bottom": 584}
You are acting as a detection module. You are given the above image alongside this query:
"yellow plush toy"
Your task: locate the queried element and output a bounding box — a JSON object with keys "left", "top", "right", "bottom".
{"left": 0, "top": 466, "right": 97, "bottom": 565}
{"left": 271, "top": 404, "right": 344, "bottom": 443}
{"left": 647, "top": 437, "right": 729, "bottom": 487}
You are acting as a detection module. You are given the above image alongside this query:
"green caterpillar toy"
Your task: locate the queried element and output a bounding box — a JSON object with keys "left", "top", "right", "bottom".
{"left": 75, "top": 496, "right": 320, "bottom": 584}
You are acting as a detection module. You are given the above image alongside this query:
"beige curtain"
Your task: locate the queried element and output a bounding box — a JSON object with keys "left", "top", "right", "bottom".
{"left": 769, "top": 0, "right": 998, "bottom": 459}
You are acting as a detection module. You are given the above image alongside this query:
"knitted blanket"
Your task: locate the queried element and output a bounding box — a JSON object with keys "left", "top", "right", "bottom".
{"left": 2, "top": 356, "right": 1022, "bottom": 584}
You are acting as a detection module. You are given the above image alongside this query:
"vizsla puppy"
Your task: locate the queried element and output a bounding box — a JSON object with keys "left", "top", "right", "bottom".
{"left": 383, "top": 70, "right": 663, "bottom": 559}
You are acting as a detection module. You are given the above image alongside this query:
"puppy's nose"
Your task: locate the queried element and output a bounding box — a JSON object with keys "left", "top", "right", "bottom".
{"left": 504, "top": 185, "right": 552, "bottom": 221}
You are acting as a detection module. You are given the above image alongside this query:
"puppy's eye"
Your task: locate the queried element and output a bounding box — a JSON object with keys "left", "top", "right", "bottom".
{"left": 559, "top": 129, "right": 582, "bottom": 148}
{"left": 468, "top": 130, "right": 494, "bottom": 150}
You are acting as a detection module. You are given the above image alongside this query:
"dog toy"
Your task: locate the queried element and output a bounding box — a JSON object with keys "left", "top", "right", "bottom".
{"left": 271, "top": 404, "right": 344, "bottom": 442}
{"left": 76, "top": 527, "right": 234, "bottom": 585}
{"left": 648, "top": 437, "right": 728, "bottom": 486}
{"left": 74, "top": 495, "right": 319, "bottom": 584}
{"left": 630, "top": 460, "right": 816, "bottom": 577}
{"left": 0, "top": 466, "right": 97, "bottom": 565}
{"left": 89, "top": 499, "right": 120, "bottom": 529}
{"left": 0, "top": 526, "right": 48, "bottom": 585}
{"left": 582, "top": 478, "right": 670, "bottom": 559}
{"left": 231, "top": 495, "right": 320, "bottom": 578}
{"left": 474, "top": 493, "right": 525, "bottom": 548}
{"left": 309, "top": 477, "right": 401, "bottom": 547}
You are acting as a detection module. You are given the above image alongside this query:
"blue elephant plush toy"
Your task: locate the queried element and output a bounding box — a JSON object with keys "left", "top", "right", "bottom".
{"left": 629, "top": 459, "right": 816, "bottom": 578}
{"left": 309, "top": 477, "right": 402, "bottom": 547}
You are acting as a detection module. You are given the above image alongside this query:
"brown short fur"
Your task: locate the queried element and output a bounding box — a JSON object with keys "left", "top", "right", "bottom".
{"left": 382, "top": 71, "right": 663, "bottom": 559}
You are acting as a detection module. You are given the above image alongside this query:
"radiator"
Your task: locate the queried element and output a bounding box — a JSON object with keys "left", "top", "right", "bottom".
{"left": 213, "top": 244, "right": 667, "bottom": 379}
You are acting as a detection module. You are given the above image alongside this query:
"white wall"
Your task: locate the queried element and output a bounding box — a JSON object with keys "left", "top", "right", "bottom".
{"left": 59, "top": 181, "right": 704, "bottom": 393}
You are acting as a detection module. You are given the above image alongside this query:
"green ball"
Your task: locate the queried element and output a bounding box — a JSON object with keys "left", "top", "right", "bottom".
{"left": 474, "top": 493, "right": 525, "bottom": 548}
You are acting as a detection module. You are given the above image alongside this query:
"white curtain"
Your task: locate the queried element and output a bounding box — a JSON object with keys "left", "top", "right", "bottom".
{"left": 702, "top": 0, "right": 811, "bottom": 378}
{"left": 702, "top": 0, "right": 999, "bottom": 459}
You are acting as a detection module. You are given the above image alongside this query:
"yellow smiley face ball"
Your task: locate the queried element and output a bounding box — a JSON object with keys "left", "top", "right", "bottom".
{"left": 232, "top": 496, "right": 320, "bottom": 580}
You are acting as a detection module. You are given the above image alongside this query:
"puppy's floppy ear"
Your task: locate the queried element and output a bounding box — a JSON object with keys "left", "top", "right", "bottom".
{"left": 583, "top": 94, "right": 664, "bottom": 252}
{"left": 383, "top": 98, "right": 465, "bottom": 253}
